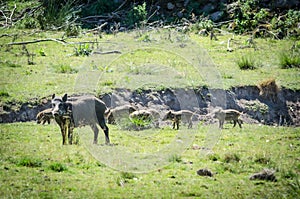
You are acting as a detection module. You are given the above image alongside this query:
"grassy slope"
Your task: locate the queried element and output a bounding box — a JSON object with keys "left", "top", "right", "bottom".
{"left": 0, "top": 28, "right": 299, "bottom": 105}
{"left": 0, "top": 122, "right": 299, "bottom": 198}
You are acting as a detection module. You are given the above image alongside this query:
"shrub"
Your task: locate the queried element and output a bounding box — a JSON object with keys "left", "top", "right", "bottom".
{"left": 37, "top": 0, "right": 79, "bottom": 30}
{"left": 279, "top": 52, "right": 300, "bottom": 69}
{"left": 2, "top": 60, "right": 21, "bottom": 68}
{"left": 49, "top": 162, "right": 67, "bottom": 172}
{"left": 236, "top": 55, "right": 257, "bottom": 70}
{"left": 254, "top": 154, "right": 272, "bottom": 165}
{"left": 65, "top": 24, "right": 81, "bottom": 37}
{"left": 126, "top": 2, "right": 147, "bottom": 27}
{"left": 223, "top": 153, "right": 241, "bottom": 163}
{"left": 74, "top": 44, "right": 92, "bottom": 56}
{"left": 54, "top": 64, "right": 78, "bottom": 74}
{"left": 169, "top": 154, "right": 182, "bottom": 163}
{"left": 121, "top": 172, "right": 136, "bottom": 180}
{"left": 0, "top": 91, "right": 9, "bottom": 97}
{"left": 17, "top": 157, "right": 42, "bottom": 168}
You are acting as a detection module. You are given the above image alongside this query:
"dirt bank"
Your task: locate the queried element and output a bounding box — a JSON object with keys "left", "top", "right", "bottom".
{"left": 0, "top": 86, "right": 299, "bottom": 126}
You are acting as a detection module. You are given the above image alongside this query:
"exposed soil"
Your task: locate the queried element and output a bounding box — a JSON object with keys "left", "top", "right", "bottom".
{"left": 0, "top": 86, "right": 299, "bottom": 126}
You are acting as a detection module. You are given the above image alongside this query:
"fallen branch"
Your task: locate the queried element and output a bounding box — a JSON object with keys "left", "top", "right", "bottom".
{"left": 93, "top": 50, "right": 121, "bottom": 55}
{"left": 7, "top": 38, "right": 67, "bottom": 45}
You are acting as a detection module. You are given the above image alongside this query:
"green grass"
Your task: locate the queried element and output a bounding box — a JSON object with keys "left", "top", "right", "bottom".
{"left": 279, "top": 51, "right": 300, "bottom": 69}
{"left": 0, "top": 122, "right": 299, "bottom": 198}
{"left": 0, "top": 28, "right": 299, "bottom": 105}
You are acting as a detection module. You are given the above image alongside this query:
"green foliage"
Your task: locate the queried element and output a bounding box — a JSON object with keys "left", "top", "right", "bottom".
{"left": 74, "top": 44, "right": 92, "bottom": 56}
{"left": 236, "top": 55, "right": 257, "bottom": 70}
{"left": 38, "top": 48, "right": 46, "bottom": 56}
{"left": 193, "top": 19, "right": 214, "bottom": 32}
{"left": 1, "top": 60, "right": 21, "bottom": 68}
{"left": 17, "top": 157, "right": 42, "bottom": 168}
{"left": 254, "top": 153, "right": 272, "bottom": 165}
{"left": 54, "top": 64, "right": 78, "bottom": 74}
{"left": 223, "top": 153, "right": 241, "bottom": 163}
{"left": 130, "top": 116, "right": 152, "bottom": 128}
{"left": 169, "top": 154, "right": 182, "bottom": 163}
{"left": 126, "top": 2, "right": 147, "bottom": 27}
{"left": 279, "top": 51, "right": 300, "bottom": 69}
{"left": 16, "top": 15, "right": 40, "bottom": 29}
{"left": 80, "top": 0, "right": 119, "bottom": 17}
{"left": 49, "top": 162, "right": 67, "bottom": 172}
{"left": 37, "top": 0, "right": 79, "bottom": 30}
{"left": 0, "top": 90, "right": 9, "bottom": 97}
{"left": 120, "top": 172, "right": 136, "bottom": 180}
{"left": 65, "top": 24, "right": 81, "bottom": 37}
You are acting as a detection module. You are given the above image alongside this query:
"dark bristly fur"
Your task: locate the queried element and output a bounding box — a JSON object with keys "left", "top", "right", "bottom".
{"left": 51, "top": 94, "right": 110, "bottom": 145}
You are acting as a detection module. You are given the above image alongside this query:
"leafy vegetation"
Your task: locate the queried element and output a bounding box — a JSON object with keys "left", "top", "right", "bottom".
{"left": 126, "top": 2, "right": 148, "bottom": 27}
{"left": 279, "top": 51, "right": 300, "bottom": 69}
{"left": 236, "top": 55, "right": 257, "bottom": 70}
{"left": 49, "top": 162, "right": 68, "bottom": 172}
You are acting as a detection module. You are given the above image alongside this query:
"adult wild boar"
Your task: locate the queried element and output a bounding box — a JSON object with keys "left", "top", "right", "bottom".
{"left": 51, "top": 94, "right": 110, "bottom": 145}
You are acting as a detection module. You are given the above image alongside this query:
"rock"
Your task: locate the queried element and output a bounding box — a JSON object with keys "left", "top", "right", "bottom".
{"left": 167, "top": 2, "right": 175, "bottom": 10}
{"left": 197, "top": 168, "right": 213, "bottom": 177}
{"left": 210, "top": 11, "right": 223, "bottom": 22}
{"left": 202, "top": 3, "right": 215, "bottom": 14}
{"left": 177, "top": 11, "right": 184, "bottom": 18}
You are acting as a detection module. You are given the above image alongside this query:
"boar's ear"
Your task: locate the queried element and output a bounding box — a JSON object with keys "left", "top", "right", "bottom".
{"left": 52, "top": 94, "right": 55, "bottom": 99}
{"left": 62, "top": 94, "right": 68, "bottom": 102}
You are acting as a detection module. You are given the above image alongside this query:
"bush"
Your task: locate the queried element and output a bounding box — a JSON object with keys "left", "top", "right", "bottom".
{"left": 54, "top": 64, "right": 78, "bottom": 74}
{"left": 126, "top": 2, "right": 147, "bottom": 27}
{"left": 279, "top": 52, "right": 300, "bottom": 69}
{"left": 37, "top": 0, "right": 79, "bottom": 30}
{"left": 236, "top": 55, "right": 257, "bottom": 70}
{"left": 17, "top": 157, "right": 42, "bottom": 168}
{"left": 49, "top": 162, "right": 67, "bottom": 172}
{"left": 169, "top": 154, "right": 182, "bottom": 163}
{"left": 0, "top": 91, "right": 9, "bottom": 97}
{"left": 74, "top": 44, "right": 92, "bottom": 56}
{"left": 223, "top": 153, "right": 241, "bottom": 163}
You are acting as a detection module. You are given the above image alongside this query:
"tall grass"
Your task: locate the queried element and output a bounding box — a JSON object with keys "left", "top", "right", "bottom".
{"left": 279, "top": 52, "right": 300, "bottom": 69}
{"left": 236, "top": 55, "right": 258, "bottom": 70}
{"left": 38, "top": 0, "right": 79, "bottom": 30}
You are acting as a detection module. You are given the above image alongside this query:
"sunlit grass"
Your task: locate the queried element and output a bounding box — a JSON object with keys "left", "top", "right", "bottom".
{"left": 0, "top": 122, "right": 299, "bottom": 198}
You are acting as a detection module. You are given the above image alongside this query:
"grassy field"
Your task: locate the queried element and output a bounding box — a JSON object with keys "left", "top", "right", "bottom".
{"left": 0, "top": 27, "right": 299, "bottom": 198}
{"left": 0, "top": 122, "right": 299, "bottom": 198}
{"left": 0, "top": 28, "right": 299, "bottom": 105}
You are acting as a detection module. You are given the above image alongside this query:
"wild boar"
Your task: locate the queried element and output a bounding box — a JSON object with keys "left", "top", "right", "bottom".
{"left": 163, "top": 110, "right": 197, "bottom": 130}
{"left": 36, "top": 108, "right": 53, "bottom": 125}
{"left": 213, "top": 109, "right": 242, "bottom": 129}
{"left": 105, "top": 104, "right": 137, "bottom": 124}
{"left": 51, "top": 94, "right": 110, "bottom": 145}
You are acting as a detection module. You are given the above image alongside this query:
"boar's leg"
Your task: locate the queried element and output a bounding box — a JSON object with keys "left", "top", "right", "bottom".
{"left": 90, "top": 124, "right": 99, "bottom": 144}
{"left": 99, "top": 120, "right": 110, "bottom": 144}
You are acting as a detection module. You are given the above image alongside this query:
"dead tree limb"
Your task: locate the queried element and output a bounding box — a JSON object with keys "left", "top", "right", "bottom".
{"left": 7, "top": 38, "right": 67, "bottom": 45}
{"left": 93, "top": 50, "right": 121, "bottom": 55}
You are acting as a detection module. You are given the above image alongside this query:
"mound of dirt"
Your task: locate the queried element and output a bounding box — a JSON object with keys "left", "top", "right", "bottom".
{"left": 0, "top": 86, "right": 299, "bottom": 126}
